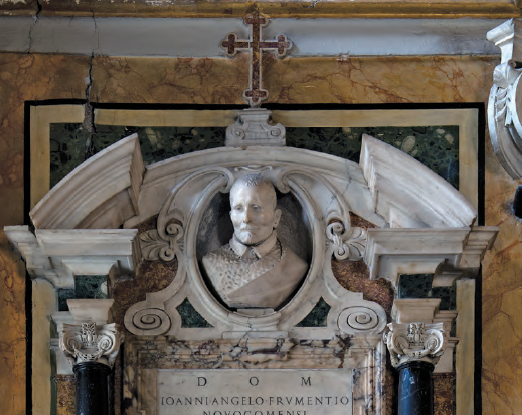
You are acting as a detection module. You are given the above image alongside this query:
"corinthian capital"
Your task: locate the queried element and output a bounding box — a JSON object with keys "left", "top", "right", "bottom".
{"left": 59, "top": 321, "right": 124, "bottom": 368}
{"left": 383, "top": 322, "right": 446, "bottom": 368}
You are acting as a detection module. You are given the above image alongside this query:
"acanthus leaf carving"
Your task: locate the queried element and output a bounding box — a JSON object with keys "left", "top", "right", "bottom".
{"left": 139, "top": 220, "right": 184, "bottom": 262}
{"left": 327, "top": 221, "right": 367, "bottom": 261}
{"left": 383, "top": 322, "right": 446, "bottom": 367}
{"left": 59, "top": 321, "right": 124, "bottom": 368}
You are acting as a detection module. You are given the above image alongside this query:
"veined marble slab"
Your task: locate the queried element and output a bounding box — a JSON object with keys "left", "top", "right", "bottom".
{"left": 157, "top": 369, "right": 353, "bottom": 415}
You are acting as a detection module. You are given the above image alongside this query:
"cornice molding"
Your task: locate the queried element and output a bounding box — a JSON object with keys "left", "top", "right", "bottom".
{"left": 364, "top": 227, "right": 498, "bottom": 287}
{"left": 2, "top": 0, "right": 521, "bottom": 19}
{"left": 4, "top": 226, "right": 140, "bottom": 287}
{"left": 30, "top": 133, "right": 144, "bottom": 230}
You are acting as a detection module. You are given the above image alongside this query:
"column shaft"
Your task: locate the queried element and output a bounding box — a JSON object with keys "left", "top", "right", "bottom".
{"left": 73, "top": 362, "right": 111, "bottom": 415}
{"left": 397, "top": 361, "right": 435, "bottom": 415}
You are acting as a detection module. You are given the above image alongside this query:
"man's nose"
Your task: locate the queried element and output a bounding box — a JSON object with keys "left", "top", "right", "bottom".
{"left": 242, "top": 207, "right": 253, "bottom": 222}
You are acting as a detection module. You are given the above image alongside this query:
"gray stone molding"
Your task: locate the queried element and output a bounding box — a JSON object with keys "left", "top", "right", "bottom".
{"left": 364, "top": 227, "right": 498, "bottom": 287}
{"left": 359, "top": 133, "right": 476, "bottom": 228}
{"left": 31, "top": 133, "right": 144, "bottom": 230}
{"left": 0, "top": 16, "right": 503, "bottom": 58}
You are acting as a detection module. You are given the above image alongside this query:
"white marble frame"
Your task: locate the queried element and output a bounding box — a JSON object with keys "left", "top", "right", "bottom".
{"left": 14, "top": 105, "right": 498, "bottom": 415}
{"left": 14, "top": 127, "right": 496, "bottom": 339}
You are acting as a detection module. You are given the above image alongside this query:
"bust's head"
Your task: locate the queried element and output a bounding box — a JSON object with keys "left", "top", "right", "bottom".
{"left": 229, "top": 174, "right": 282, "bottom": 246}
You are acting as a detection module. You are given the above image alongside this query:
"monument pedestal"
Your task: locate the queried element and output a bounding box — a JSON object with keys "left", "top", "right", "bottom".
{"left": 123, "top": 336, "right": 385, "bottom": 415}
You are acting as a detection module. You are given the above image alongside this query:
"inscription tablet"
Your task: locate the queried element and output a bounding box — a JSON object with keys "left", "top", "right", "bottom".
{"left": 157, "top": 369, "right": 353, "bottom": 415}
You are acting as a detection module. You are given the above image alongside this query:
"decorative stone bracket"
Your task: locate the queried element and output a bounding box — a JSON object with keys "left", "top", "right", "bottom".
{"left": 226, "top": 108, "right": 286, "bottom": 147}
{"left": 488, "top": 19, "right": 522, "bottom": 179}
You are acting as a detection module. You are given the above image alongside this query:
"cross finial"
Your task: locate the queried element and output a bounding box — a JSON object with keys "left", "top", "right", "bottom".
{"left": 220, "top": 12, "right": 292, "bottom": 107}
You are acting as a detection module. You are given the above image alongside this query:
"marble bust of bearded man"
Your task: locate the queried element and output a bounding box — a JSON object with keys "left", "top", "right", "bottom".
{"left": 202, "top": 174, "right": 308, "bottom": 310}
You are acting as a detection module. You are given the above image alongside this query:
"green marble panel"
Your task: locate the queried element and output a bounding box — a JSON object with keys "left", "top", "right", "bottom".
{"left": 176, "top": 298, "right": 213, "bottom": 328}
{"left": 74, "top": 275, "right": 108, "bottom": 300}
{"left": 286, "top": 125, "right": 459, "bottom": 188}
{"left": 49, "top": 123, "right": 225, "bottom": 187}
{"left": 56, "top": 288, "right": 75, "bottom": 312}
{"left": 398, "top": 274, "right": 456, "bottom": 310}
{"left": 49, "top": 122, "right": 459, "bottom": 189}
{"left": 295, "top": 297, "right": 331, "bottom": 327}
{"left": 50, "top": 123, "right": 91, "bottom": 189}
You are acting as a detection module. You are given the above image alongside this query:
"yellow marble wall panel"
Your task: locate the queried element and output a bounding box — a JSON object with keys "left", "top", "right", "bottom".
{"left": 54, "top": 375, "right": 76, "bottom": 415}
{"left": 0, "top": 53, "right": 89, "bottom": 415}
{"left": 89, "top": 55, "right": 496, "bottom": 106}
{"left": 0, "top": 53, "right": 89, "bottom": 227}
{"left": 264, "top": 55, "right": 496, "bottom": 104}
{"left": 434, "top": 373, "right": 456, "bottom": 415}
{"left": 0, "top": 233, "right": 27, "bottom": 415}
{"left": 91, "top": 55, "right": 248, "bottom": 104}
{"left": 482, "top": 135, "right": 522, "bottom": 415}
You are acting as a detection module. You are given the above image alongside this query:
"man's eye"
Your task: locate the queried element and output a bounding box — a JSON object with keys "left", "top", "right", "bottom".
{"left": 252, "top": 205, "right": 261, "bottom": 210}
{"left": 234, "top": 206, "right": 242, "bottom": 211}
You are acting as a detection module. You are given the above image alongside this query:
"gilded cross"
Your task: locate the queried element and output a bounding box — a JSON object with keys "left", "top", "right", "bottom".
{"left": 221, "top": 12, "right": 292, "bottom": 107}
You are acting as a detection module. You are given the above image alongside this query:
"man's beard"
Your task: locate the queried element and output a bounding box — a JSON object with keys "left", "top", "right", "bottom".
{"left": 237, "top": 227, "right": 273, "bottom": 246}
{"left": 241, "top": 232, "right": 255, "bottom": 245}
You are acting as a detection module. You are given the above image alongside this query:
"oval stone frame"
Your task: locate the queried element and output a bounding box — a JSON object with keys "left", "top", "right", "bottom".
{"left": 196, "top": 187, "right": 313, "bottom": 311}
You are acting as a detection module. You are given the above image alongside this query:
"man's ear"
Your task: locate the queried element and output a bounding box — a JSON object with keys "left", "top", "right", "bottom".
{"left": 274, "top": 209, "right": 282, "bottom": 228}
